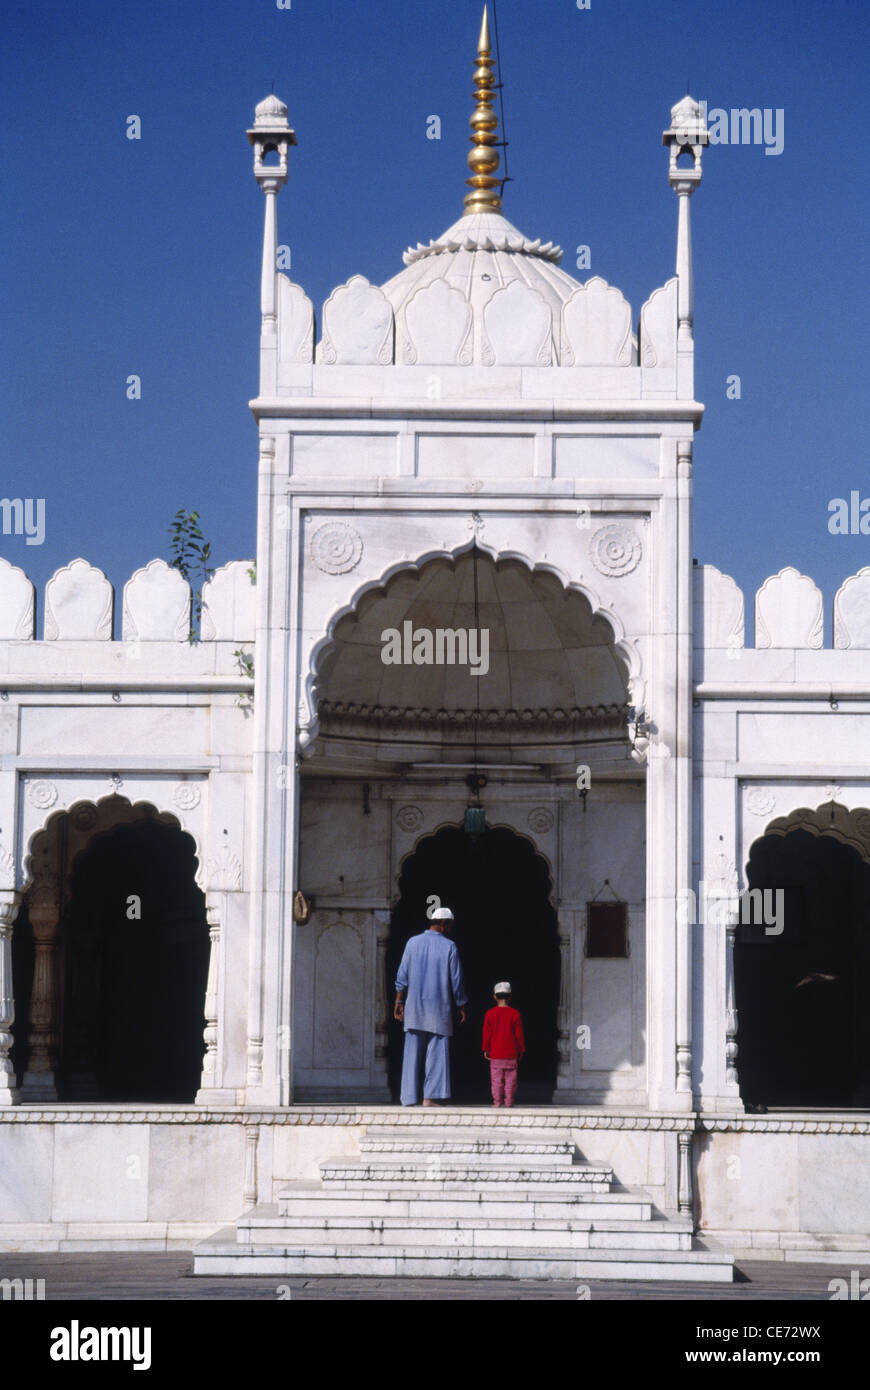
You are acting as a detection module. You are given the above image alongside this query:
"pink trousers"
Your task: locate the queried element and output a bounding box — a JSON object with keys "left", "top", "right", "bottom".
{"left": 489, "top": 1058, "right": 518, "bottom": 1107}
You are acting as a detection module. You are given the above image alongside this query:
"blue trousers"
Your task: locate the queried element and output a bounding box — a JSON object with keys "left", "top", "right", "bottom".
{"left": 400, "top": 1029, "right": 451, "bottom": 1105}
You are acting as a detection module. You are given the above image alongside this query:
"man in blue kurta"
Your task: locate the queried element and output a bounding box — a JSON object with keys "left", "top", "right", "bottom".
{"left": 394, "top": 907, "right": 467, "bottom": 1106}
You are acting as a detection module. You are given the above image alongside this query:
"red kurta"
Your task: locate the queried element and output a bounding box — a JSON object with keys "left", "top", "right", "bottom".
{"left": 482, "top": 1005, "right": 525, "bottom": 1060}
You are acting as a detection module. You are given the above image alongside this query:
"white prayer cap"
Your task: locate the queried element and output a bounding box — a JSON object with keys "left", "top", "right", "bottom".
{"left": 494, "top": 981, "right": 512, "bottom": 994}
{"left": 430, "top": 907, "right": 454, "bottom": 921}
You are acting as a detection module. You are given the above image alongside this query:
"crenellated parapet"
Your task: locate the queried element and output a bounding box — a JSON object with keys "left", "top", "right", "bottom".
{"left": 272, "top": 262, "right": 682, "bottom": 386}
{"left": 694, "top": 563, "right": 870, "bottom": 686}
{"left": 0, "top": 557, "right": 255, "bottom": 648}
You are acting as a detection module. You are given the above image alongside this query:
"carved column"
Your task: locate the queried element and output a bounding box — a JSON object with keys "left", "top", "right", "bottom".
{"left": 21, "top": 893, "right": 61, "bottom": 1100}
{"left": 556, "top": 929, "right": 572, "bottom": 1083}
{"left": 677, "top": 1129, "right": 694, "bottom": 1218}
{"left": 0, "top": 890, "right": 22, "bottom": 1104}
{"left": 195, "top": 902, "right": 222, "bottom": 1103}
{"left": 243, "top": 1124, "right": 259, "bottom": 1207}
{"left": 373, "top": 914, "right": 390, "bottom": 1091}
{"left": 725, "top": 918, "right": 739, "bottom": 1087}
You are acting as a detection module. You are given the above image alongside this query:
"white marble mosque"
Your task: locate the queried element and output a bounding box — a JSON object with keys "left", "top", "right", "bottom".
{"left": 1, "top": 11, "right": 869, "bottom": 1278}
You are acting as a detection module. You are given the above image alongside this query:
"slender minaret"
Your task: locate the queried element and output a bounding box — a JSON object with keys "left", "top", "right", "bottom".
{"left": 463, "top": 5, "right": 502, "bottom": 215}
{"left": 662, "top": 96, "right": 709, "bottom": 351}
{"left": 248, "top": 94, "right": 297, "bottom": 391}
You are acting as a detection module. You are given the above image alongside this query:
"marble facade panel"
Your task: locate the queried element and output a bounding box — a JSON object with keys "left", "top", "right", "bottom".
{"left": 270, "top": 1125, "right": 360, "bottom": 1185}
{"left": 51, "top": 1125, "right": 151, "bottom": 1223}
{"left": 797, "top": 1137, "right": 870, "bottom": 1234}
{"left": 737, "top": 712, "right": 870, "bottom": 766}
{"left": 415, "top": 433, "right": 534, "bottom": 478}
{"left": 17, "top": 705, "right": 209, "bottom": 758}
{"left": 299, "top": 799, "right": 389, "bottom": 902}
{"left": 553, "top": 435, "right": 659, "bottom": 478}
{"left": 291, "top": 433, "right": 399, "bottom": 477}
{"left": 0, "top": 1124, "right": 55, "bottom": 1221}
{"left": 696, "top": 1132, "right": 799, "bottom": 1233}
{"left": 147, "top": 1125, "right": 246, "bottom": 1222}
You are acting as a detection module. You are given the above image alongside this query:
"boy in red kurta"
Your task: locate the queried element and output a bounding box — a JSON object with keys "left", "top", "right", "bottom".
{"left": 482, "top": 982, "right": 525, "bottom": 1107}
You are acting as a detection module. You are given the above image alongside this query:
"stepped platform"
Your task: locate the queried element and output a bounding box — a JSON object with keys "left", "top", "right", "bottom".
{"left": 193, "top": 1120, "right": 734, "bottom": 1281}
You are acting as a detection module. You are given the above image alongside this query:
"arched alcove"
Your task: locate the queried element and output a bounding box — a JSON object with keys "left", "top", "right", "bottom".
{"left": 735, "top": 818, "right": 870, "bottom": 1109}
{"left": 311, "top": 550, "right": 632, "bottom": 756}
{"left": 386, "top": 824, "right": 560, "bottom": 1103}
{"left": 60, "top": 816, "right": 209, "bottom": 1101}
{"left": 12, "top": 802, "right": 209, "bottom": 1103}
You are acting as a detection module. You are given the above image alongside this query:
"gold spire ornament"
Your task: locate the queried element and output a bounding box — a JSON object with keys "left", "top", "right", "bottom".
{"left": 463, "top": 5, "right": 502, "bottom": 215}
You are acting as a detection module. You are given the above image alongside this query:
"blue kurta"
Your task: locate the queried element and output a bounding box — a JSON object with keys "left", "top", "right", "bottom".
{"left": 395, "top": 929, "right": 467, "bottom": 1037}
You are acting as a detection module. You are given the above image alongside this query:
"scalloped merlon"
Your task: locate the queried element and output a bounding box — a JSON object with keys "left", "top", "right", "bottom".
{"left": 481, "top": 280, "right": 552, "bottom": 366}
{"left": 402, "top": 279, "right": 473, "bottom": 365}
{"left": 693, "top": 564, "right": 744, "bottom": 650}
{"left": 44, "top": 559, "right": 113, "bottom": 641}
{"left": 320, "top": 275, "right": 394, "bottom": 365}
{"left": 562, "top": 277, "right": 632, "bottom": 367}
{"left": 0, "top": 557, "right": 35, "bottom": 640}
{"left": 201, "top": 560, "right": 257, "bottom": 642}
{"left": 755, "top": 566, "right": 823, "bottom": 649}
{"left": 833, "top": 567, "right": 870, "bottom": 649}
{"left": 123, "top": 558, "right": 190, "bottom": 642}
{"left": 639, "top": 277, "right": 678, "bottom": 369}
{"left": 278, "top": 274, "right": 314, "bottom": 365}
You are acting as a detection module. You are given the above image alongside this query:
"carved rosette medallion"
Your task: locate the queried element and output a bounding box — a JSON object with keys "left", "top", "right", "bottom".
{"left": 744, "top": 787, "right": 776, "bottom": 818}
{"left": 27, "top": 780, "right": 58, "bottom": 811}
{"left": 173, "top": 782, "right": 202, "bottom": 811}
{"left": 590, "top": 524, "right": 642, "bottom": 578}
{"left": 395, "top": 805, "right": 424, "bottom": 833}
{"left": 528, "top": 808, "right": 554, "bottom": 834}
{"left": 310, "top": 522, "right": 363, "bottom": 575}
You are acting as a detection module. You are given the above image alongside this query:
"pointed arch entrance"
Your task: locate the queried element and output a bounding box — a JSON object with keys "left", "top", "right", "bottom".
{"left": 386, "top": 825, "right": 560, "bottom": 1103}
{"left": 12, "top": 801, "right": 210, "bottom": 1103}
{"left": 735, "top": 807, "right": 870, "bottom": 1109}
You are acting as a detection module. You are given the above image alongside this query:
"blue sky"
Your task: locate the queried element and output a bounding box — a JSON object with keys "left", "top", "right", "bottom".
{"left": 2, "top": 0, "right": 868, "bottom": 641}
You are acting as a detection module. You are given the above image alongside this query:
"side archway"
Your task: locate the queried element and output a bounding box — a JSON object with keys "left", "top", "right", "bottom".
{"left": 735, "top": 807, "right": 870, "bottom": 1109}
{"left": 12, "top": 799, "right": 209, "bottom": 1102}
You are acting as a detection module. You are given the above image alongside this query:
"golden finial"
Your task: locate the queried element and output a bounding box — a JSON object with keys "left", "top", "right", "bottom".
{"left": 464, "top": 5, "right": 502, "bottom": 215}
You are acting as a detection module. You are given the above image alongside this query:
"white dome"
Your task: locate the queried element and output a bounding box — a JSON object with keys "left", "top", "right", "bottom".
{"left": 381, "top": 212, "right": 582, "bottom": 325}
{"left": 253, "top": 93, "right": 289, "bottom": 127}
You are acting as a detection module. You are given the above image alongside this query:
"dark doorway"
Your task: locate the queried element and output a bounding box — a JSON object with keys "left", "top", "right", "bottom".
{"left": 57, "top": 816, "right": 209, "bottom": 1102}
{"left": 734, "top": 829, "right": 870, "bottom": 1108}
{"left": 386, "top": 825, "right": 560, "bottom": 1103}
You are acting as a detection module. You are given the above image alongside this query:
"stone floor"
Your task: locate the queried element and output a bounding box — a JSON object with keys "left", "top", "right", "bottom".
{"left": 0, "top": 1252, "right": 863, "bottom": 1299}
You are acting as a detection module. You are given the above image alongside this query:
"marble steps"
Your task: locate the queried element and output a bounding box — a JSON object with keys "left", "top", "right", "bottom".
{"left": 319, "top": 1157, "right": 612, "bottom": 1187}
{"left": 239, "top": 1205, "right": 693, "bottom": 1251}
{"left": 276, "top": 1182, "right": 653, "bottom": 1222}
{"left": 356, "top": 1129, "right": 578, "bottom": 1166}
{"left": 192, "top": 1228, "right": 734, "bottom": 1282}
{"left": 191, "top": 1122, "right": 735, "bottom": 1281}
